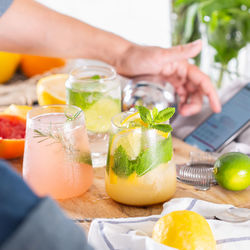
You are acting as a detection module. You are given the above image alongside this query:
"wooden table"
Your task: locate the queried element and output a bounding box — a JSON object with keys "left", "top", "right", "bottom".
{"left": 9, "top": 137, "right": 250, "bottom": 232}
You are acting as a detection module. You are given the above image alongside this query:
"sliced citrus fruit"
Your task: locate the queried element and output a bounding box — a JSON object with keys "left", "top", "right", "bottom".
{"left": 36, "top": 74, "right": 68, "bottom": 105}
{"left": 4, "top": 104, "right": 32, "bottom": 119}
{"left": 0, "top": 114, "right": 26, "bottom": 159}
{"left": 0, "top": 51, "right": 21, "bottom": 84}
{"left": 152, "top": 210, "right": 216, "bottom": 250}
{"left": 110, "top": 128, "right": 141, "bottom": 160}
{"left": 121, "top": 112, "right": 147, "bottom": 128}
{"left": 84, "top": 97, "right": 121, "bottom": 133}
{"left": 21, "top": 55, "right": 65, "bottom": 78}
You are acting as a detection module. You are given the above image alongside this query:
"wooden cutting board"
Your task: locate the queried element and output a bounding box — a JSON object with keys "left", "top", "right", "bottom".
{"left": 9, "top": 137, "right": 250, "bottom": 232}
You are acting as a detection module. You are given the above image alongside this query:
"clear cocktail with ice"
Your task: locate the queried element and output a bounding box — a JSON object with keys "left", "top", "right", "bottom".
{"left": 66, "top": 65, "right": 121, "bottom": 167}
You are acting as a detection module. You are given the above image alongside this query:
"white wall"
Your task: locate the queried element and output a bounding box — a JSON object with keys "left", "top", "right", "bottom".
{"left": 37, "top": 0, "right": 172, "bottom": 47}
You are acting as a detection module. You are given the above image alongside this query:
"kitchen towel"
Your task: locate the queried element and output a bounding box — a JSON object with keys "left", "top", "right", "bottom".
{"left": 88, "top": 198, "right": 250, "bottom": 250}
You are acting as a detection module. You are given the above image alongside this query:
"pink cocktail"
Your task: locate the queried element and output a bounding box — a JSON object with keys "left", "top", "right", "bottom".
{"left": 23, "top": 105, "right": 93, "bottom": 199}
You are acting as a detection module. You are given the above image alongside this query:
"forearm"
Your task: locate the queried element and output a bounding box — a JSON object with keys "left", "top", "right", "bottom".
{"left": 0, "top": 0, "right": 131, "bottom": 66}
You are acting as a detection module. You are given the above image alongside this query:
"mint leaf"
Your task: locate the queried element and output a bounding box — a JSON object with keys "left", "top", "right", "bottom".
{"left": 136, "top": 106, "right": 152, "bottom": 124}
{"left": 112, "top": 145, "right": 134, "bottom": 177}
{"left": 152, "top": 107, "right": 159, "bottom": 120}
{"left": 152, "top": 124, "right": 173, "bottom": 133}
{"left": 77, "top": 153, "right": 92, "bottom": 165}
{"left": 135, "top": 135, "right": 173, "bottom": 176}
{"left": 67, "top": 89, "right": 103, "bottom": 110}
{"left": 154, "top": 107, "right": 175, "bottom": 123}
{"left": 91, "top": 75, "right": 101, "bottom": 80}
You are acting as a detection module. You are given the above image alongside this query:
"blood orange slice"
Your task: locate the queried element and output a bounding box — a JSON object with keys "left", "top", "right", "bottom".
{"left": 0, "top": 114, "right": 26, "bottom": 159}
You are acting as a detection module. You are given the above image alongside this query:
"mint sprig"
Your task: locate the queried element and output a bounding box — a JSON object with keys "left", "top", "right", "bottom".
{"left": 90, "top": 75, "right": 101, "bottom": 80}
{"left": 111, "top": 135, "right": 173, "bottom": 178}
{"left": 136, "top": 106, "right": 175, "bottom": 133}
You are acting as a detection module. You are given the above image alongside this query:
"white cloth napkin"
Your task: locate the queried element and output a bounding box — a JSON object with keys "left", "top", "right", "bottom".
{"left": 88, "top": 198, "right": 250, "bottom": 250}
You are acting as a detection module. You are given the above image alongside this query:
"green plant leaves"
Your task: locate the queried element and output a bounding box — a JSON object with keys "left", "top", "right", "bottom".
{"left": 111, "top": 135, "right": 173, "bottom": 178}
{"left": 112, "top": 145, "right": 135, "bottom": 177}
{"left": 151, "top": 124, "right": 173, "bottom": 133}
{"left": 152, "top": 107, "right": 159, "bottom": 120}
{"left": 135, "top": 106, "right": 175, "bottom": 133}
{"left": 67, "top": 89, "right": 103, "bottom": 110}
{"left": 90, "top": 75, "right": 101, "bottom": 80}
{"left": 136, "top": 135, "right": 173, "bottom": 176}
{"left": 136, "top": 106, "right": 153, "bottom": 124}
{"left": 154, "top": 107, "right": 176, "bottom": 123}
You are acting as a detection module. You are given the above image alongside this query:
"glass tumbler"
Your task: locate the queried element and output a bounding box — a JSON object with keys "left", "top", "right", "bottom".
{"left": 66, "top": 65, "right": 121, "bottom": 167}
{"left": 23, "top": 105, "right": 93, "bottom": 199}
{"left": 105, "top": 111, "right": 176, "bottom": 206}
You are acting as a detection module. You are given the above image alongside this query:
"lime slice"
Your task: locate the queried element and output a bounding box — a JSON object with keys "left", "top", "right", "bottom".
{"left": 84, "top": 97, "right": 121, "bottom": 133}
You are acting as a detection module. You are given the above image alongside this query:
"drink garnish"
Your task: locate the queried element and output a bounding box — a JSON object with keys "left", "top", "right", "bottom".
{"left": 65, "top": 110, "right": 82, "bottom": 121}
{"left": 112, "top": 135, "right": 172, "bottom": 177}
{"left": 136, "top": 106, "right": 175, "bottom": 132}
{"left": 108, "top": 106, "right": 175, "bottom": 178}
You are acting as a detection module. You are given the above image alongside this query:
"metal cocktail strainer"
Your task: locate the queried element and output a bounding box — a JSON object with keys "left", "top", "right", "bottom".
{"left": 176, "top": 151, "right": 218, "bottom": 191}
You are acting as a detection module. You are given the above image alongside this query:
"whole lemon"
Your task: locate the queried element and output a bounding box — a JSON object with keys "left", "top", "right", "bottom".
{"left": 152, "top": 210, "right": 216, "bottom": 250}
{"left": 214, "top": 152, "right": 250, "bottom": 191}
{"left": 0, "top": 51, "right": 21, "bottom": 83}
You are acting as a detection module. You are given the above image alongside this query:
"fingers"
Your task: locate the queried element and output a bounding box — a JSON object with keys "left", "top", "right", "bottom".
{"left": 164, "top": 40, "right": 202, "bottom": 62}
{"left": 179, "top": 91, "right": 203, "bottom": 116}
{"left": 187, "top": 64, "right": 221, "bottom": 113}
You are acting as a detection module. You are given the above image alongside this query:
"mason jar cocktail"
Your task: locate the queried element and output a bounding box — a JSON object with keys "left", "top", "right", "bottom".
{"left": 66, "top": 65, "right": 121, "bottom": 167}
{"left": 23, "top": 105, "right": 93, "bottom": 199}
{"left": 105, "top": 107, "right": 176, "bottom": 206}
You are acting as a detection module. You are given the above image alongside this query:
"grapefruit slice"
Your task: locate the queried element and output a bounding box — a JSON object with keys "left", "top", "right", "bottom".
{"left": 0, "top": 114, "right": 26, "bottom": 159}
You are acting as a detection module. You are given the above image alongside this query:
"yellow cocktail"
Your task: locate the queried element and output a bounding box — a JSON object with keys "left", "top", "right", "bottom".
{"left": 105, "top": 107, "right": 176, "bottom": 206}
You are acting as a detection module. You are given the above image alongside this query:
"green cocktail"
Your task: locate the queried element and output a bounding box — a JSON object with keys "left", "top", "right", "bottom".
{"left": 66, "top": 65, "right": 121, "bottom": 167}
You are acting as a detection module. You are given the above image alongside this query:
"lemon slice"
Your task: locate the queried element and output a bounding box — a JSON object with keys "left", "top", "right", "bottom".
{"left": 110, "top": 127, "right": 141, "bottom": 160}
{"left": 36, "top": 74, "right": 68, "bottom": 105}
{"left": 84, "top": 97, "right": 121, "bottom": 133}
{"left": 122, "top": 111, "right": 168, "bottom": 138}
{"left": 121, "top": 112, "right": 147, "bottom": 128}
{"left": 4, "top": 104, "right": 32, "bottom": 119}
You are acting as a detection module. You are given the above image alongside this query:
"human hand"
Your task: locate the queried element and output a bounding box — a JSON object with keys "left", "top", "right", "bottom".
{"left": 115, "top": 40, "right": 221, "bottom": 116}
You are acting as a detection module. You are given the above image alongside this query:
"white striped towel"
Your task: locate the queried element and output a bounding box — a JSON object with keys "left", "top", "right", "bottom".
{"left": 88, "top": 198, "right": 250, "bottom": 250}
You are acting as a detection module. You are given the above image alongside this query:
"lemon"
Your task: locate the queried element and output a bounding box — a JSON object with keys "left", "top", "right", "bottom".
{"left": 0, "top": 52, "right": 21, "bottom": 84}
{"left": 84, "top": 97, "right": 121, "bottom": 132}
{"left": 4, "top": 104, "right": 32, "bottom": 119}
{"left": 214, "top": 152, "right": 250, "bottom": 191}
{"left": 110, "top": 128, "right": 142, "bottom": 160}
{"left": 121, "top": 111, "right": 168, "bottom": 138}
{"left": 121, "top": 112, "right": 147, "bottom": 128}
{"left": 36, "top": 74, "right": 68, "bottom": 105}
{"left": 152, "top": 210, "right": 216, "bottom": 250}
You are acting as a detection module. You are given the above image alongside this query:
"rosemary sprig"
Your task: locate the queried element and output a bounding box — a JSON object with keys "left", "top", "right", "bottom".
{"left": 65, "top": 110, "right": 82, "bottom": 121}
{"left": 33, "top": 128, "right": 76, "bottom": 156}
{"left": 33, "top": 129, "right": 61, "bottom": 144}
{"left": 33, "top": 128, "right": 91, "bottom": 164}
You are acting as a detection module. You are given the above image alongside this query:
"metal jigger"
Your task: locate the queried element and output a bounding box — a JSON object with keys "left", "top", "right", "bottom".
{"left": 122, "top": 75, "right": 176, "bottom": 112}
